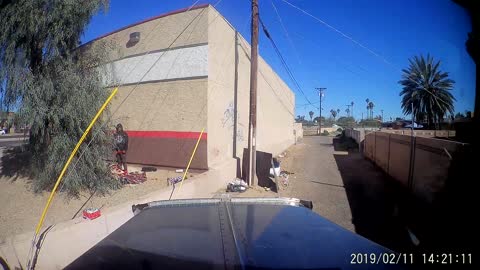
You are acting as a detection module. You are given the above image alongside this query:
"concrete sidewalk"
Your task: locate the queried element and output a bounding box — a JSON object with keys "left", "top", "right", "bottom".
{"left": 0, "top": 159, "right": 236, "bottom": 270}
{"left": 0, "top": 133, "right": 26, "bottom": 137}
{"left": 0, "top": 136, "right": 27, "bottom": 142}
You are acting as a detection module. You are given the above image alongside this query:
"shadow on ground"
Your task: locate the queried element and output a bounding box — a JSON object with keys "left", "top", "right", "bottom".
{"left": 333, "top": 136, "right": 478, "bottom": 256}
{"left": 0, "top": 146, "right": 32, "bottom": 181}
{"left": 332, "top": 137, "right": 414, "bottom": 252}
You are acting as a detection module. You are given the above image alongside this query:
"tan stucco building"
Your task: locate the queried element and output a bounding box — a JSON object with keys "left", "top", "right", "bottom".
{"left": 84, "top": 4, "right": 296, "bottom": 170}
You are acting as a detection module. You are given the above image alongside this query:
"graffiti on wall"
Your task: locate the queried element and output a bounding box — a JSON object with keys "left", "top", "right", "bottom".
{"left": 221, "top": 101, "right": 245, "bottom": 142}
{"left": 221, "top": 102, "right": 235, "bottom": 128}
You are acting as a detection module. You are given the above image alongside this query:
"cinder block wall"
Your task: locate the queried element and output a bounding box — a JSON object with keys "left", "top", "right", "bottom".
{"left": 364, "top": 132, "right": 468, "bottom": 203}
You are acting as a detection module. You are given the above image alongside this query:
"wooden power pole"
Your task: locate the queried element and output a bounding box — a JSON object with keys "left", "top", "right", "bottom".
{"left": 248, "top": 0, "right": 259, "bottom": 186}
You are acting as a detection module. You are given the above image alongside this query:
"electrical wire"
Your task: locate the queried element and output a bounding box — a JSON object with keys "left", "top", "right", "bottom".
{"left": 236, "top": 37, "right": 295, "bottom": 117}
{"left": 276, "top": 0, "right": 454, "bottom": 121}
{"left": 58, "top": 0, "right": 208, "bottom": 193}
{"left": 280, "top": 0, "right": 393, "bottom": 67}
{"left": 258, "top": 16, "right": 318, "bottom": 110}
{"left": 270, "top": 0, "right": 301, "bottom": 65}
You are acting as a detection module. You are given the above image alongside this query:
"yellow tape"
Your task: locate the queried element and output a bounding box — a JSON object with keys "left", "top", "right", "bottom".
{"left": 177, "top": 127, "right": 205, "bottom": 194}
{"left": 34, "top": 87, "right": 118, "bottom": 235}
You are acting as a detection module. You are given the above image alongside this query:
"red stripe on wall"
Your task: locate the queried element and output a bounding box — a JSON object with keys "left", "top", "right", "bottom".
{"left": 126, "top": 130, "right": 207, "bottom": 140}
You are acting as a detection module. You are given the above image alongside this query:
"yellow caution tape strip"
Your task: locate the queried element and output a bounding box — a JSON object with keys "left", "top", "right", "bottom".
{"left": 34, "top": 87, "right": 118, "bottom": 235}
{"left": 177, "top": 127, "right": 205, "bottom": 195}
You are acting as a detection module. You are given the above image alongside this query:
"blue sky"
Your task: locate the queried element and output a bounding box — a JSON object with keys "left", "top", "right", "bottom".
{"left": 82, "top": 0, "right": 476, "bottom": 121}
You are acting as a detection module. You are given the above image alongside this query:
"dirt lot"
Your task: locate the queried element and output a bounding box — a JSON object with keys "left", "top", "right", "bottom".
{"left": 0, "top": 150, "right": 201, "bottom": 240}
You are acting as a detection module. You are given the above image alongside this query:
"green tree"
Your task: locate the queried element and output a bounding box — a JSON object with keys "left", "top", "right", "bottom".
{"left": 330, "top": 109, "right": 337, "bottom": 121}
{"left": 0, "top": 0, "right": 118, "bottom": 196}
{"left": 309, "top": 111, "right": 314, "bottom": 122}
{"left": 337, "top": 116, "right": 356, "bottom": 128}
{"left": 399, "top": 55, "right": 455, "bottom": 130}
{"left": 368, "top": 101, "right": 374, "bottom": 119}
{"left": 365, "top": 98, "right": 370, "bottom": 119}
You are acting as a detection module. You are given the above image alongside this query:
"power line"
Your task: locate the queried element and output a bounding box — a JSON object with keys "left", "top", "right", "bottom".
{"left": 59, "top": 0, "right": 212, "bottom": 192}
{"left": 280, "top": 0, "right": 393, "bottom": 67}
{"left": 258, "top": 16, "right": 317, "bottom": 109}
{"left": 278, "top": 0, "right": 454, "bottom": 117}
{"left": 270, "top": 0, "right": 301, "bottom": 65}
{"left": 296, "top": 101, "right": 319, "bottom": 107}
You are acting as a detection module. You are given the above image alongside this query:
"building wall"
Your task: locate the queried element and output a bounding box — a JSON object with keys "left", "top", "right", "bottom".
{"left": 83, "top": 6, "right": 209, "bottom": 60}
{"left": 207, "top": 6, "right": 295, "bottom": 168}
{"left": 293, "top": 123, "right": 303, "bottom": 143}
{"left": 108, "top": 79, "right": 207, "bottom": 168}
{"left": 88, "top": 5, "right": 295, "bottom": 170}
{"left": 92, "top": 6, "right": 210, "bottom": 169}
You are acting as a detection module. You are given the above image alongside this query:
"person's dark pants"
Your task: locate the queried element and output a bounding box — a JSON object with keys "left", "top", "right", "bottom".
{"left": 116, "top": 151, "right": 128, "bottom": 173}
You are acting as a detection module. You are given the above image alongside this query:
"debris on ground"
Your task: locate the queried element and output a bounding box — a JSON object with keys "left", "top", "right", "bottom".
{"left": 269, "top": 158, "right": 281, "bottom": 176}
{"left": 281, "top": 175, "right": 289, "bottom": 186}
{"left": 110, "top": 163, "right": 148, "bottom": 185}
{"left": 278, "top": 152, "right": 287, "bottom": 158}
{"left": 175, "top": 169, "right": 184, "bottom": 173}
{"left": 226, "top": 178, "right": 248, "bottom": 193}
{"left": 141, "top": 166, "right": 157, "bottom": 172}
{"left": 167, "top": 176, "right": 183, "bottom": 186}
{"left": 278, "top": 171, "right": 291, "bottom": 187}
{"left": 269, "top": 167, "right": 280, "bottom": 177}
{"left": 82, "top": 208, "right": 101, "bottom": 220}
{"left": 121, "top": 171, "right": 147, "bottom": 185}
{"left": 264, "top": 187, "right": 271, "bottom": 191}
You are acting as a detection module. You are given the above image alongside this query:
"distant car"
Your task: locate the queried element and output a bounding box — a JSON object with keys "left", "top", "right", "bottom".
{"left": 404, "top": 122, "right": 424, "bottom": 129}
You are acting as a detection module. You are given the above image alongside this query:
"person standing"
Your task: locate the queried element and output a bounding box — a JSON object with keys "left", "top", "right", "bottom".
{"left": 114, "top": 123, "right": 129, "bottom": 174}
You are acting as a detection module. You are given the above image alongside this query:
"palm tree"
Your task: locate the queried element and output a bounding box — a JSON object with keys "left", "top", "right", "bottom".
{"left": 351, "top": 101, "right": 354, "bottom": 118}
{"left": 337, "top": 109, "right": 340, "bottom": 115}
{"left": 309, "top": 111, "right": 314, "bottom": 122}
{"left": 399, "top": 55, "right": 455, "bottom": 129}
{"left": 345, "top": 108, "right": 350, "bottom": 117}
{"left": 330, "top": 109, "right": 337, "bottom": 121}
{"left": 365, "top": 98, "right": 370, "bottom": 119}
{"left": 368, "top": 102, "right": 374, "bottom": 119}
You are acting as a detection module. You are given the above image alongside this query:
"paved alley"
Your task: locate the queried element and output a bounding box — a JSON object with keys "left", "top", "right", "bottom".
{"left": 236, "top": 135, "right": 413, "bottom": 251}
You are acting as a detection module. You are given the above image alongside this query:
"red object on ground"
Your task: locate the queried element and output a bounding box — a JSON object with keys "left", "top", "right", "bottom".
{"left": 83, "top": 208, "right": 101, "bottom": 220}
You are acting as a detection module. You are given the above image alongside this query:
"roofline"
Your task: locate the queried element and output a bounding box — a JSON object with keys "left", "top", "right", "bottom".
{"left": 81, "top": 4, "right": 210, "bottom": 47}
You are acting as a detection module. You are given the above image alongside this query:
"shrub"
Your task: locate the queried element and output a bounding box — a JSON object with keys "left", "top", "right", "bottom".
{"left": 322, "top": 130, "right": 330, "bottom": 136}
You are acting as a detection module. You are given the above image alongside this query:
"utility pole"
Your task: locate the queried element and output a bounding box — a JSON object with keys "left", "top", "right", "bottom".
{"left": 247, "top": 0, "right": 259, "bottom": 186}
{"left": 316, "top": 88, "right": 326, "bottom": 134}
{"left": 351, "top": 101, "right": 354, "bottom": 119}
{"left": 381, "top": 109, "right": 384, "bottom": 122}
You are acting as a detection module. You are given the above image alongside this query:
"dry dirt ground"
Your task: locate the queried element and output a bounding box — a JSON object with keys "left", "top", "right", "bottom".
{"left": 0, "top": 147, "right": 201, "bottom": 240}
{"left": 217, "top": 136, "right": 355, "bottom": 231}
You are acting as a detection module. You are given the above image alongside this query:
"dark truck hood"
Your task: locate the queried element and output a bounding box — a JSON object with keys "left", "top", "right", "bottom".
{"left": 65, "top": 197, "right": 403, "bottom": 270}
